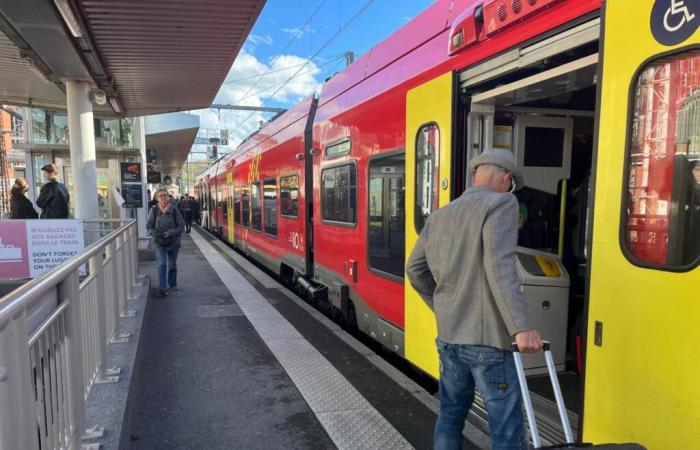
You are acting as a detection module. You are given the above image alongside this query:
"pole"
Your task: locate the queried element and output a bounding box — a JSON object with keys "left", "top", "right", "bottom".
{"left": 558, "top": 178, "right": 567, "bottom": 258}
{"left": 66, "top": 81, "right": 98, "bottom": 223}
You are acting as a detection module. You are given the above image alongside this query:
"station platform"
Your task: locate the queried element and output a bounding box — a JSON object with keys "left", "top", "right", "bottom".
{"left": 116, "top": 227, "right": 491, "bottom": 450}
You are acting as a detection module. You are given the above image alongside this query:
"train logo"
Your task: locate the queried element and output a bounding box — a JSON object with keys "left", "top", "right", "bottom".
{"left": 247, "top": 152, "right": 262, "bottom": 184}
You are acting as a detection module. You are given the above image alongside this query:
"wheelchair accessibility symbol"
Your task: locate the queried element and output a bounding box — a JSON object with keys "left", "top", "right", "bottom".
{"left": 651, "top": 0, "right": 699, "bottom": 45}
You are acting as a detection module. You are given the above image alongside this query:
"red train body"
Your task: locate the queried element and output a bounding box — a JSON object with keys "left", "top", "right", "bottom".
{"left": 196, "top": 0, "right": 601, "bottom": 353}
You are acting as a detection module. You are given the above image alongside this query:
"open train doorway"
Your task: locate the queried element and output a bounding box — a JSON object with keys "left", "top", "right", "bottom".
{"left": 456, "top": 18, "right": 600, "bottom": 443}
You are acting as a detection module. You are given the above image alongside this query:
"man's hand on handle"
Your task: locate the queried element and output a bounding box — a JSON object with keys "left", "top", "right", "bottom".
{"left": 514, "top": 329, "right": 543, "bottom": 353}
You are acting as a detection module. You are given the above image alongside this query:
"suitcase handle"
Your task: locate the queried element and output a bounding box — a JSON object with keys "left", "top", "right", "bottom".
{"left": 511, "top": 341, "right": 574, "bottom": 448}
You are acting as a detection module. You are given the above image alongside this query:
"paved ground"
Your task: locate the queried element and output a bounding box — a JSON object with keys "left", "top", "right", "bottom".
{"left": 119, "top": 235, "right": 334, "bottom": 450}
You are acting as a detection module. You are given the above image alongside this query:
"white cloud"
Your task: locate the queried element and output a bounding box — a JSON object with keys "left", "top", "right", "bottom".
{"left": 190, "top": 49, "right": 323, "bottom": 149}
{"left": 248, "top": 34, "right": 273, "bottom": 46}
{"left": 281, "top": 24, "right": 315, "bottom": 39}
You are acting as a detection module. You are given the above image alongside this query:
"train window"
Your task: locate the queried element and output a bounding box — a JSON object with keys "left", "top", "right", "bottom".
{"left": 280, "top": 175, "right": 299, "bottom": 218}
{"left": 623, "top": 49, "right": 700, "bottom": 269}
{"left": 368, "top": 152, "right": 405, "bottom": 278}
{"left": 415, "top": 123, "right": 440, "bottom": 234}
{"left": 209, "top": 186, "right": 215, "bottom": 213}
{"left": 251, "top": 182, "right": 262, "bottom": 231}
{"left": 221, "top": 188, "right": 228, "bottom": 220}
{"left": 322, "top": 164, "right": 357, "bottom": 224}
{"left": 233, "top": 186, "right": 242, "bottom": 224}
{"left": 216, "top": 188, "right": 226, "bottom": 219}
{"left": 241, "top": 187, "right": 250, "bottom": 226}
{"left": 326, "top": 138, "right": 351, "bottom": 159}
{"left": 264, "top": 178, "right": 277, "bottom": 236}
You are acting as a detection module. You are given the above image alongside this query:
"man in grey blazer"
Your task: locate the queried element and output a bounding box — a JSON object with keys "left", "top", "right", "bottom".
{"left": 406, "top": 148, "right": 543, "bottom": 450}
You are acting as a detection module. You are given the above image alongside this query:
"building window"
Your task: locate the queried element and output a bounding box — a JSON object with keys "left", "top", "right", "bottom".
{"left": 241, "top": 187, "right": 250, "bottom": 226}
{"left": 264, "top": 178, "right": 277, "bottom": 236}
{"left": 280, "top": 175, "right": 299, "bottom": 218}
{"left": 251, "top": 182, "right": 262, "bottom": 231}
{"left": 326, "top": 138, "right": 351, "bottom": 158}
{"left": 415, "top": 123, "right": 440, "bottom": 234}
{"left": 624, "top": 49, "right": 700, "bottom": 268}
{"left": 322, "top": 164, "right": 357, "bottom": 224}
{"left": 234, "top": 186, "right": 242, "bottom": 224}
{"left": 368, "top": 153, "right": 405, "bottom": 278}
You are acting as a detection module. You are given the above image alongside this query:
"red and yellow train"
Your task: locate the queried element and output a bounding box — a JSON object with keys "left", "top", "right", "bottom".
{"left": 195, "top": 0, "right": 700, "bottom": 447}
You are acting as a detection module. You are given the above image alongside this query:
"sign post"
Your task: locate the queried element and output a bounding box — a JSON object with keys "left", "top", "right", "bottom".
{"left": 120, "top": 162, "right": 144, "bottom": 208}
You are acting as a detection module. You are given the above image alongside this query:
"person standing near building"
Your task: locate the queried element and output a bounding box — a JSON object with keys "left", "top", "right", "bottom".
{"left": 36, "top": 164, "right": 69, "bottom": 219}
{"left": 179, "top": 193, "right": 193, "bottom": 233}
{"left": 147, "top": 187, "right": 185, "bottom": 297}
{"left": 406, "top": 148, "right": 542, "bottom": 450}
{"left": 10, "top": 177, "right": 38, "bottom": 219}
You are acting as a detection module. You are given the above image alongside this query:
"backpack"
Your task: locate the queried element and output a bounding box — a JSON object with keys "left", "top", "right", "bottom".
{"left": 151, "top": 206, "right": 176, "bottom": 248}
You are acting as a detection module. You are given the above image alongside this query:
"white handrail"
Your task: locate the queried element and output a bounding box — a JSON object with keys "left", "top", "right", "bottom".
{"left": 0, "top": 219, "right": 140, "bottom": 450}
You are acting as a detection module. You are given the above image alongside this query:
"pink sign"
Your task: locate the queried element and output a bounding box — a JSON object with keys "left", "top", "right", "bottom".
{"left": 0, "top": 221, "right": 30, "bottom": 279}
{"left": 0, "top": 220, "right": 84, "bottom": 280}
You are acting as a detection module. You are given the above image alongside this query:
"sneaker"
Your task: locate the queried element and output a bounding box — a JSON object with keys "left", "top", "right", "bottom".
{"left": 158, "top": 288, "right": 168, "bottom": 297}
{"left": 170, "top": 286, "right": 178, "bottom": 291}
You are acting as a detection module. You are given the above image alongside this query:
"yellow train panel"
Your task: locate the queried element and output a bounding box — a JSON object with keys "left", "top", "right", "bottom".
{"left": 584, "top": 1, "right": 700, "bottom": 447}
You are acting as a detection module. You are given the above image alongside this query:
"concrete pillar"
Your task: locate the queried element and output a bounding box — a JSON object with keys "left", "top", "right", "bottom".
{"left": 133, "top": 117, "right": 149, "bottom": 238}
{"left": 66, "top": 80, "right": 98, "bottom": 221}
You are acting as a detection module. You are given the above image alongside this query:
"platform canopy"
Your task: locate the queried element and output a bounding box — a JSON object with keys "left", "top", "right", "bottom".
{"left": 0, "top": 0, "right": 265, "bottom": 117}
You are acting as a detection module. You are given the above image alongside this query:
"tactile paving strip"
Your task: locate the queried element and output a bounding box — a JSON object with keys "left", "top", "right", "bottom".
{"left": 191, "top": 230, "right": 413, "bottom": 450}
{"left": 317, "top": 409, "right": 418, "bottom": 450}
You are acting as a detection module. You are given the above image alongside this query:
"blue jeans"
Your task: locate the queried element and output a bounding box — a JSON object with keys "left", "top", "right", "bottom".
{"left": 434, "top": 339, "right": 528, "bottom": 450}
{"left": 154, "top": 246, "right": 179, "bottom": 289}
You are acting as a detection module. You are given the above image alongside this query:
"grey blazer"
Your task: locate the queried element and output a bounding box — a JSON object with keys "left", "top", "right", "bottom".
{"left": 406, "top": 185, "right": 532, "bottom": 350}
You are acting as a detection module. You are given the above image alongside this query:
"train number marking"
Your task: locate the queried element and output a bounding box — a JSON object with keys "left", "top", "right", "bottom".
{"left": 288, "top": 232, "right": 301, "bottom": 249}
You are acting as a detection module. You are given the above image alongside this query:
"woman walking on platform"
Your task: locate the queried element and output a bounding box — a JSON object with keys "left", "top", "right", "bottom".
{"left": 147, "top": 187, "right": 185, "bottom": 297}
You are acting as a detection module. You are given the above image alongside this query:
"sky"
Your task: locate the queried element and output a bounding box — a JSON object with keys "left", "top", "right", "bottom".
{"left": 187, "top": 0, "right": 434, "bottom": 161}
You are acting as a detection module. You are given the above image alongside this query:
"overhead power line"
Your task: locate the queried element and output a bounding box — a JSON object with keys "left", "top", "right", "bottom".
{"left": 226, "top": 54, "right": 343, "bottom": 86}
{"left": 228, "top": 55, "right": 344, "bottom": 104}
{"left": 232, "top": 0, "right": 330, "bottom": 105}
{"left": 211, "top": 105, "right": 286, "bottom": 113}
{"left": 230, "top": 0, "right": 378, "bottom": 137}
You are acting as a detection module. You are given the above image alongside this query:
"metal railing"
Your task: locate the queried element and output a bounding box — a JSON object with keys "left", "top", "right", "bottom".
{"left": 0, "top": 219, "right": 142, "bottom": 450}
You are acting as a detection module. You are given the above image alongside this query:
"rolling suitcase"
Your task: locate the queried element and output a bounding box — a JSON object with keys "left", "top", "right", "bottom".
{"left": 511, "top": 342, "right": 646, "bottom": 450}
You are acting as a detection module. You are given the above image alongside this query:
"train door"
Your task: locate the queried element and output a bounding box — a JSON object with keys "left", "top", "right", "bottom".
{"left": 227, "top": 172, "right": 234, "bottom": 243}
{"left": 455, "top": 16, "right": 601, "bottom": 444}
{"left": 583, "top": 1, "right": 700, "bottom": 447}
{"left": 202, "top": 180, "right": 209, "bottom": 228}
{"left": 405, "top": 71, "right": 454, "bottom": 377}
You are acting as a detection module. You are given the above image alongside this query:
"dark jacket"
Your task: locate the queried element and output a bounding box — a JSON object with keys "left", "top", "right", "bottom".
{"left": 406, "top": 185, "right": 532, "bottom": 350}
{"left": 10, "top": 190, "right": 38, "bottom": 219}
{"left": 146, "top": 204, "right": 185, "bottom": 249}
{"left": 179, "top": 199, "right": 193, "bottom": 219}
{"left": 36, "top": 180, "right": 70, "bottom": 219}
